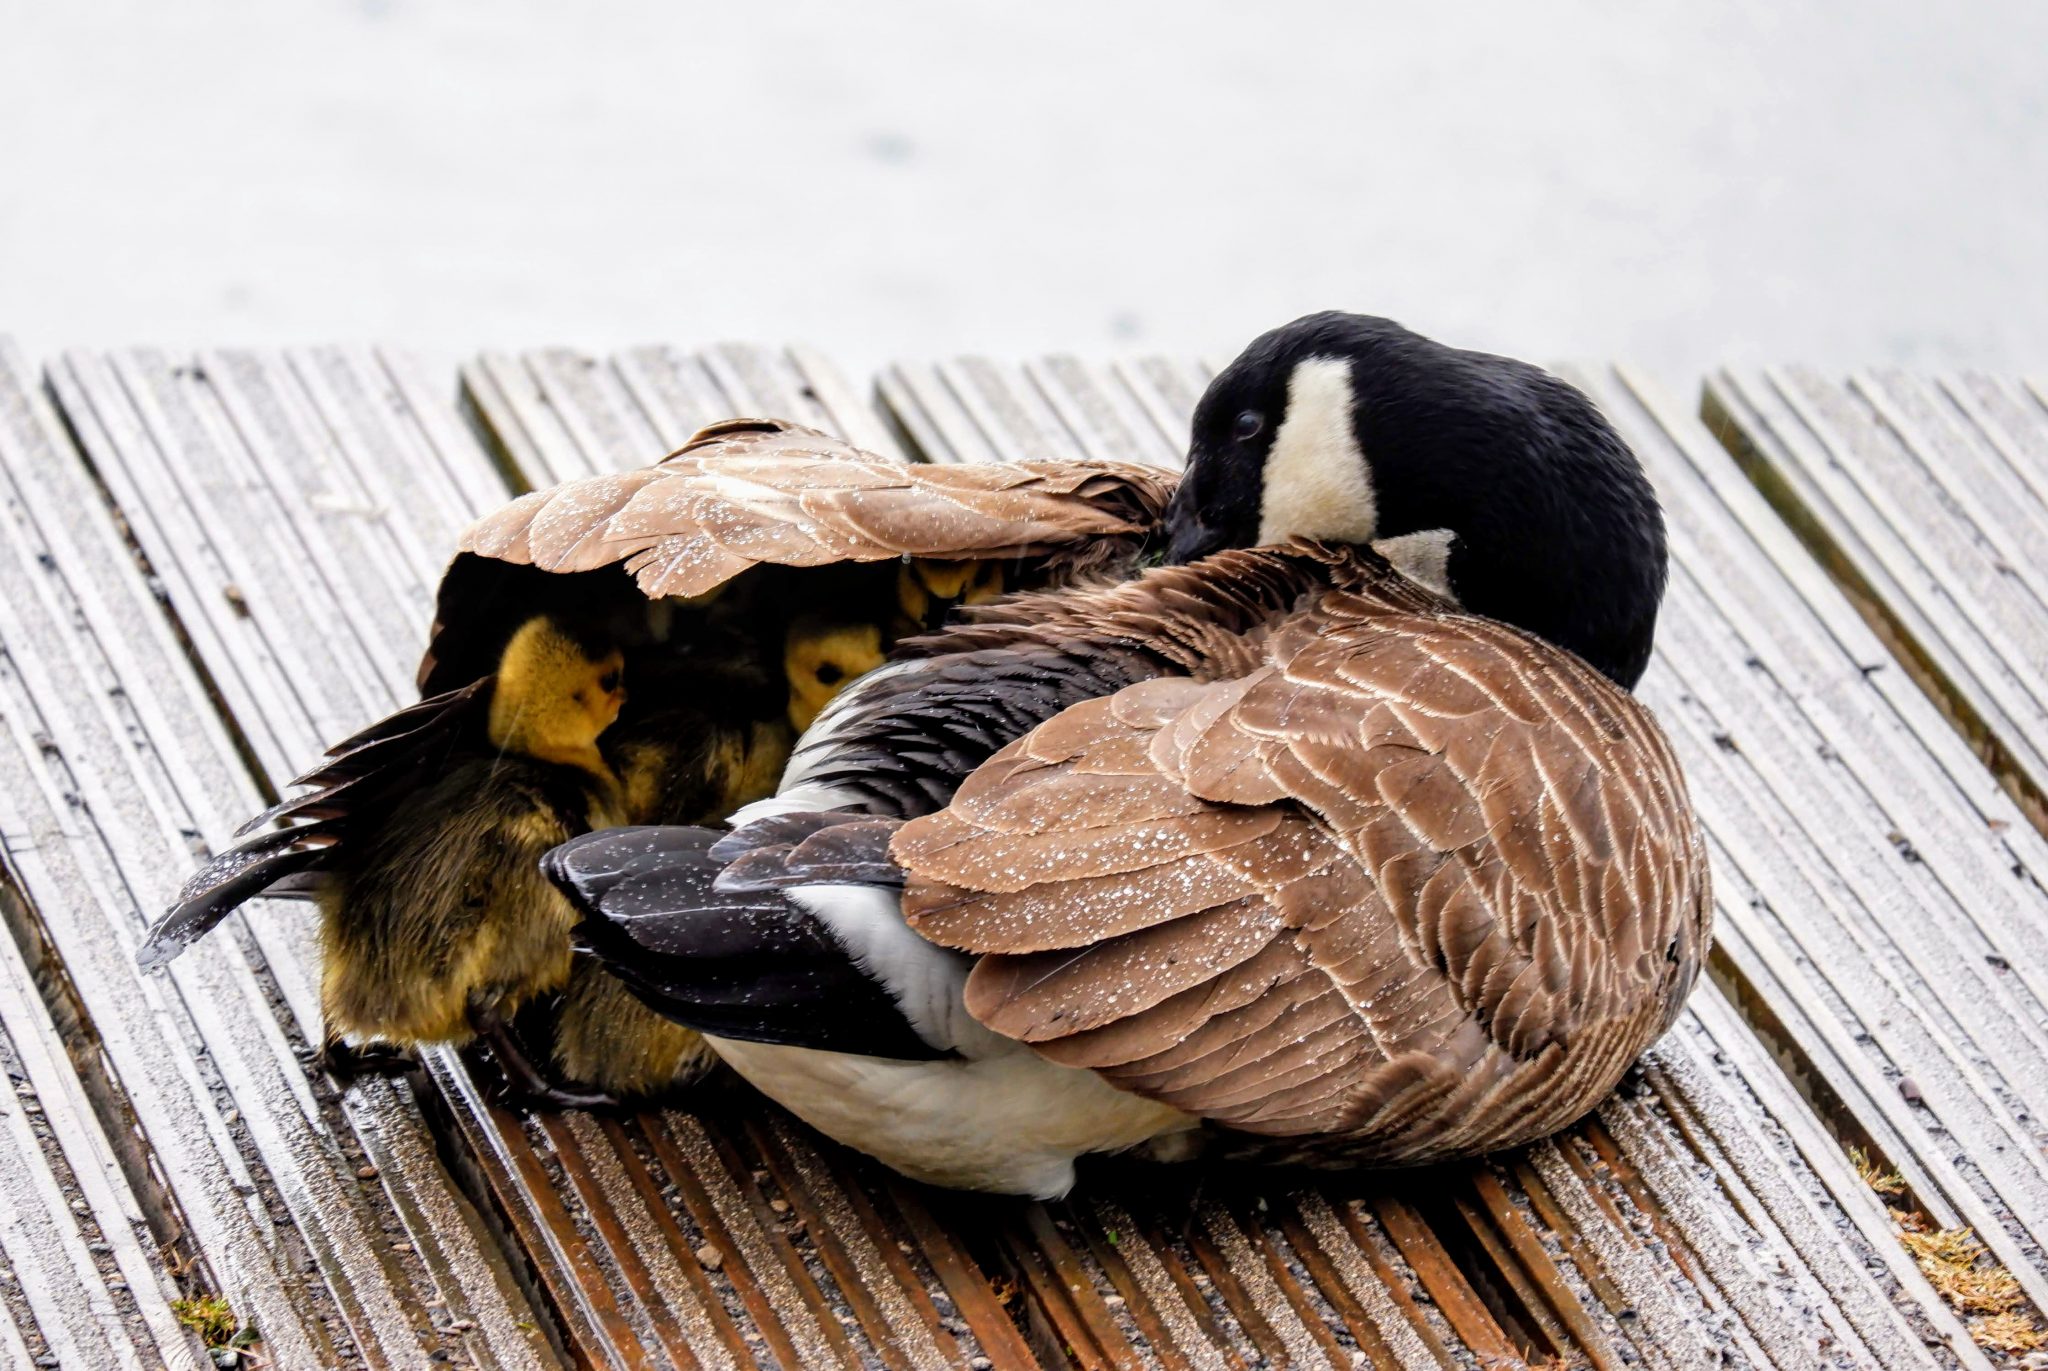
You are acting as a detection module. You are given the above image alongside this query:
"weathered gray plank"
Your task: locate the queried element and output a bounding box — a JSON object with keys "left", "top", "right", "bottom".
{"left": 464, "top": 343, "right": 901, "bottom": 486}
{"left": 1572, "top": 363, "right": 2048, "bottom": 1367}
{"left": 1683, "top": 368, "right": 2048, "bottom": 1315}
{"left": 0, "top": 336, "right": 330, "bottom": 1369}
{"left": 461, "top": 346, "right": 1042, "bottom": 1371}
{"left": 31, "top": 345, "right": 556, "bottom": 1369}
{"left": 880, "top": 356, "right": 1981, "bottom": 1370}
{"left": 1600, "top": 365, "right": 2048, "bottom": 1356}
{"left": 0, "top": 697, "right": 197, "bottom": 1371}
{"left": 1704, "top": 367, "right": 2048, "bottom": 834}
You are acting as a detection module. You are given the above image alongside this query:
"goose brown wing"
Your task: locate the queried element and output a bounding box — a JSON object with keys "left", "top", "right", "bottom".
{"left": 457, "top": 418, "right": 1177, "bottom": 599}
{"left": 892, "top": 591, "right": 1710, "bottom": 1161}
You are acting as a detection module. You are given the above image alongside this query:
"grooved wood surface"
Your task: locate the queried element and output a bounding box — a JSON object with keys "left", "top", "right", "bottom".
{"left": 3, "top": 342, "right": 548, "bottom": 1369}
{"left": 0, "top": 345, "right": 203, "bottom": 1371}
{"left": 1703, "top": 368, "right": 2048, "bottom": 831}
{"left": 6, "top": 334, "right": 2036, "bottom": 1367}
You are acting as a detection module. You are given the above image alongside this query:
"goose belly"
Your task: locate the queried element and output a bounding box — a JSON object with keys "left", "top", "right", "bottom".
{"left": 705, "top": 1036, "right": 1197, "bottom": 1199}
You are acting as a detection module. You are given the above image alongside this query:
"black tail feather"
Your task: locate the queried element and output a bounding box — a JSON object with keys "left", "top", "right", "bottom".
{"left": 232, "top": 770, "right": 379, "bottom": 838}
{"left": 705, "top": 812, "right": 840, "bottom": 862}
{"left": 547, "top": 825, "right": 943, "bottom": 1061}
{"left": 286, "top": 681, "right": 485, "bottom": 787}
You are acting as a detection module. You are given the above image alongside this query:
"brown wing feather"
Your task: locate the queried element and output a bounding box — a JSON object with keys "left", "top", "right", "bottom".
{"left": 893, "top": 572, "right": 1709, "bottom": 1164}
{"left": 458, "top": 418, "right": 1178, "bottom": 600}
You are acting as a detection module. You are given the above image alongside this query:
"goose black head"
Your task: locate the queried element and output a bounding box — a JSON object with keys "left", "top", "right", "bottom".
{"left": 1166, "top": 311, "right": 1668, "bottom": 689}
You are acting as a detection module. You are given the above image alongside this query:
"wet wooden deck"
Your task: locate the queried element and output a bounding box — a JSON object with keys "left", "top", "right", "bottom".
{"left": 0, "top": 338, "right": 2043, "bottom": 1369}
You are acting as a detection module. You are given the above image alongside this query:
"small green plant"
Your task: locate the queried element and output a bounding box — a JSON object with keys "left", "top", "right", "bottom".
{"left": 170, "top": 1296, "right": 238, "bottom": 1347}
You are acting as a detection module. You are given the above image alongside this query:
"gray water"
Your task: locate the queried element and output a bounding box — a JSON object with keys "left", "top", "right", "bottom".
{"left": 4, "top": 0, "right": 2044, "bottom": 383}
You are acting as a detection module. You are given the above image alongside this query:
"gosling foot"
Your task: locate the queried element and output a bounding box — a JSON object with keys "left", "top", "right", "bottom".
{"left": 470, "top": 1012, "right": 619, "bottom": 1111}
{"left": 318, "top": 1039, "right": 416, "bottom": 1084}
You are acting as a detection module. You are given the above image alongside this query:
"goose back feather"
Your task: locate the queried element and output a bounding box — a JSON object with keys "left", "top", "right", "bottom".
{"left": 886, "top": 543, "right": 1710, "bottom": 1165}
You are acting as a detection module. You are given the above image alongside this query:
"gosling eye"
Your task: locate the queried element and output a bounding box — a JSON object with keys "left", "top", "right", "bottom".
{"left": 1234, "top": 410, "right": 1265, "bottom": 441}
{"left": 597, "top": 669, "right": 622, "bottom": 694}
{"left": 815, "top": 663, "right": 845, "bottom": 686}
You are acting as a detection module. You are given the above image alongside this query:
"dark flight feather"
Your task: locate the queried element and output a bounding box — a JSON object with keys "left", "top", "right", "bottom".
{"left": 550, "top": 826, "right": 948, "bottom": 1062}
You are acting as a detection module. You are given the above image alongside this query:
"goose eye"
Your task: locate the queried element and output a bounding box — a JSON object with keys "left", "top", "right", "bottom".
{"left": 1234, "top": 410, "right": 1265, "bottom": 441}
{"left": 816, "top": 663, "right": 844, "bottom": 686}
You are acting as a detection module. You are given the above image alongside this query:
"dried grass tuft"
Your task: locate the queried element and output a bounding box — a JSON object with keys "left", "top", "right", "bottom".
{"left": 170, "top": 1295, "right": 238, "bottom": 1347}
{"left": 1969, "top": 1311, "right": 2046, "bottom": 1355}
{"left": 1848, "top": 1145, "right": 1906, "bottom": 1198}
{"left": 1841, "top": 1140, "right": 2047, "bottom": 1356}
{"left": 1885, "top": 1212, "right": 2043, "bottom": 1351}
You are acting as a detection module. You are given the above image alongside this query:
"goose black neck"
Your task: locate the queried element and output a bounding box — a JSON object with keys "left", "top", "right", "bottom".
{"left": 1359, "top": 355, "right": 1668, "bottom": 689}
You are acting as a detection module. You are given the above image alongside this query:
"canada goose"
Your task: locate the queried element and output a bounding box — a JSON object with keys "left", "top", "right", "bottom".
{"left": 139, "top": 417, "right": 1176, "bottom": 1103}
{"left": 546, "top": 313, "right": 1710, "bottom": 1197}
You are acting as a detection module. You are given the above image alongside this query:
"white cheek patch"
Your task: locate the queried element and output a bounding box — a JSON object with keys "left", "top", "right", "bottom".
{"left": 1372, "top": 528, "right": 1460, "bottom": 602}
{"left": 1257, "top": 356, "right": 1379, "bottom": 546}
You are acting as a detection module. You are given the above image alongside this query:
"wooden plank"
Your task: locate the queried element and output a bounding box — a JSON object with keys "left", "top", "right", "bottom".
{"left": 463, "top": 343, "right": 904, "bottom": 486}
{"left": 1675, "top": 367, "right": 2048, "bottom": 1317}
{"left": 0, "top": 348, "right": 199, "bottom": 1371}
{"left": 47, "top": 343, "right": 757, "bottom": 1370}
{"left": 1603, "top": 363, "right": 2048, "bottom": 1356}
{"left": 1703, "top": 366, "right": 2048, "bottom": 831}
{"left": 882, "top": 352, "right": 1995, "bottom": 1370}
{"left": 0, "top": 862, "right": 199, "bottom": 1370}
{"left": 1568, "top": 364, "right": 2048, "bottom": 1367}
{"left": 4, "top": 341, "right": 547, "bottom": 1369}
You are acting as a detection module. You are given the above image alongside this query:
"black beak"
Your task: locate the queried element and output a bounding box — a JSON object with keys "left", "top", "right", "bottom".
{"left": 1165, "top": 520, "right": 1228, "bottom": 566}
{"left": 1163, "top": 477, "right": 1230, "bottom": 565}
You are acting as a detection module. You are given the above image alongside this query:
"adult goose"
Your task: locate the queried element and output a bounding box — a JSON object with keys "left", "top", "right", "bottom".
{"left": 547, "top": 311, "right": 1712, "bottom": 1197}
{"left": 138, "top": 419, "right": 1177, "bottom": 1103}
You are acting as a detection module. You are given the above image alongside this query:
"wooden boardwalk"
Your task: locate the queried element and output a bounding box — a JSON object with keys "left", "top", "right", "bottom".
{"left": 0, "top": 336, "right": 2041, "bottom": 1368}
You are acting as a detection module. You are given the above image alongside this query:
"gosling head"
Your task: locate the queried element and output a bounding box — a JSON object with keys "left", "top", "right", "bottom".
{"left": 488, "top": 616, "right": 627, "bottom": 771}
{"left": 1165, "top": 311, "right": 1667, "bottom": 689}
{"left": 896, "top": 558, "right": 1007, "bottom": 633}
{"left": 784, "top": 617, "right": 887, "bottom": 732}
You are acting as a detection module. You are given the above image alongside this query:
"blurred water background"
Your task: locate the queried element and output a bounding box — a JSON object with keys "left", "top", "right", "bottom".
{"left": 4, "top": 1, "right": 2043, "bottom": 380}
